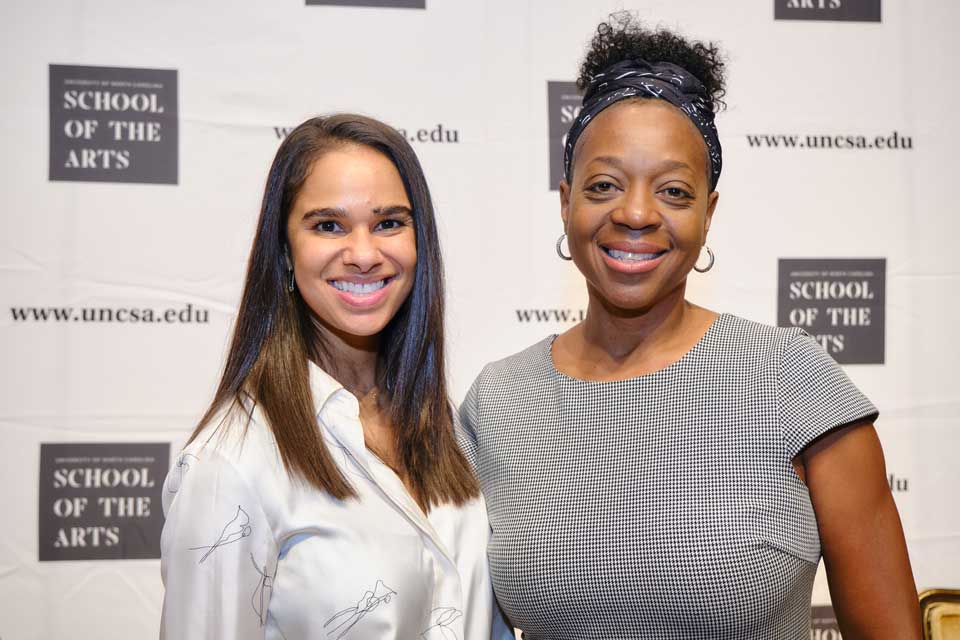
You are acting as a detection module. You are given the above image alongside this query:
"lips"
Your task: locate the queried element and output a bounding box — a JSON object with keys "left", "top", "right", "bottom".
{"left": 605, "top": 247, "right": 667, "bottom": 262}
{"left": 599, "top": 242, "right": 669, "bottom": 274}
{"left": 327, "top": 276, "right": 394, "bottom": 308}
{"left": 330, "top": 278, "right": 389, "bottom": 294}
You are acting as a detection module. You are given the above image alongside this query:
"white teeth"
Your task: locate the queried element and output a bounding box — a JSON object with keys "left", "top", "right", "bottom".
{"left": 607, "top": 248, "right": 663, "bottom": 262}
{"left": 331, "top": 279, "right": 388, "bottom": 294}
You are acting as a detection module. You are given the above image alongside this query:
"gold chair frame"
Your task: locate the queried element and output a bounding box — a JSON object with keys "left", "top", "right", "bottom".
{"left": 920, "top": 589, "right": 960, "bottom": 640}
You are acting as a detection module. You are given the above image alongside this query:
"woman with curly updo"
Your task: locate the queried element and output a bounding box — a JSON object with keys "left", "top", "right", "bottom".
{"left": 459, "top": 14, "right": 920, "bottom": 639}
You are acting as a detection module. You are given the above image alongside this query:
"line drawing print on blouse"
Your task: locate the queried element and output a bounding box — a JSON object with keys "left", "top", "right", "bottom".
{"left": 250, "top": 552, "right": 276, "bottom": 627}
{"left": 166, "top": 453, "right": 198, "bottom": 494}
{"left": 189, "top": 505, "right": 252, "bottom": 564}
{"left": 420, "top": 606, "right": 463, "bottom": 640}
{"left": 320, "top": 432, "right": 368, "bottom": 481}
{"left": 323, "top": 580, "right": 398, "bottom": 639}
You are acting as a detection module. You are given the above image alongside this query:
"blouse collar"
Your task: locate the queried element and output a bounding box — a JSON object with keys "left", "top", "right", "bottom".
{"left": 305, "top": 360, "right": 457, "bottom": 568}
{"left": 307, "top": 359, "right": 351, "bottom": 413}
{"left": 307, "top": 359, "right": 365, "bottom": 455}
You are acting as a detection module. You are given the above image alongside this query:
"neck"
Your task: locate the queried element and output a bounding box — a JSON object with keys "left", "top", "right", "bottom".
{"left": 581, "top": 280, "right": 695, "bottom": 360}
{"left": 310, "top": 317, "right": 380, "bottom": 398}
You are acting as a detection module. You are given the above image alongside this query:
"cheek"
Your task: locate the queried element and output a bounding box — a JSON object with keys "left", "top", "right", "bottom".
{"left": 292, "top": 238, "right": 338, "bottom": 277}
{"left": 673, "top": 213, "right": 710, "bottom": 246}
{"left": 403, "top": 242, "right": 418, "bottom": 271}
{"left": 566, "top": 210, "right": 604, "bottom": 257}
{"left": 391, "top": 233, "right": 418, "bottom": 274}
{"left": 566, "top": 201, "right": 598, "bottom": 234}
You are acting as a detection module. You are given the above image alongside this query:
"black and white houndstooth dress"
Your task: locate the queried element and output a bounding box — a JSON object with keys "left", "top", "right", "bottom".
{"left": 458, "top": 314, "right": 877, "bottom": 640}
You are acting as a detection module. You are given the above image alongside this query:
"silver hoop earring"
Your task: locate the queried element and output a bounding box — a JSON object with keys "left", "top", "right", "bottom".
{"left": 693, "top": 245, "right": 715, "bottom": 273}
{"left": 556, "top": 234, "right": 572, "bottom": 261}
{"left": 287, "top": 268, "right": 296, "bottom": 293}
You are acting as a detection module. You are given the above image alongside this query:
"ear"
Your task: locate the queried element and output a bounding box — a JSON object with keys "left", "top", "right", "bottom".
{"left": 283, "top": 244, "right": 293, "bottom": 270}
{"left": 559, "top": 179, "right": 571, "bottom": 231}
{"left": 703, "top": 190, "right": 719, "bottom": 238}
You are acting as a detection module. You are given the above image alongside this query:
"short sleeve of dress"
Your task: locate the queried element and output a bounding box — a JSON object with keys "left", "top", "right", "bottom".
{"left": 777, "top": 331, "right": 879, "bottom": 460}
{"left": 160, "top": 447, "right": 278, "bottom": 640}
{"left": 456, "top": 373, "right": 483, "bottom": 470}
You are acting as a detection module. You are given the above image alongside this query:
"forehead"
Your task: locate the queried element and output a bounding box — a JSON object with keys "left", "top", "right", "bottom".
{"left": 574, "top": 100, "right": 709, "bottom": 176}
{"left": 295, "top": 144, "right": 409, "bottom": 207}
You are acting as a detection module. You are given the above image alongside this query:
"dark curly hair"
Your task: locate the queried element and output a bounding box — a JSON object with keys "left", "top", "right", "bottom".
{"left": 577, "top": 12, "right": 727, "bottom": 113}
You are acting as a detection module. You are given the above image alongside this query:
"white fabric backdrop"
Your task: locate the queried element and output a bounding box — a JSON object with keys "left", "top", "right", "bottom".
{"left": 2, "top": 0, "right": 958, "bottom": 636}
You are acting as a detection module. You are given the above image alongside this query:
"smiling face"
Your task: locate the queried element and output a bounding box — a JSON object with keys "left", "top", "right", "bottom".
{"left": 286, "top": 144, "right": 417, "bottom": 343}
{"left": 560, "top": 99, "right": 719, "bottom": 315}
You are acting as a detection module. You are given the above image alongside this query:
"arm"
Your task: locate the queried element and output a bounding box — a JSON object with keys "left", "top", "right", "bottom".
{"left": 796, "top": 422, "right": 921, "bottom": 640}
{"left": 160, "top": 448, "right": 277, "bottom": 640}
{"left": 456, "top": 373, "right": 484, "bottom": 471}
{"left": 459, "top": 376, "right": 520, "bottom": 640}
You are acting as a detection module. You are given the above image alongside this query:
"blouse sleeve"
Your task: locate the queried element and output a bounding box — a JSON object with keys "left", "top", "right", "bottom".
{"left": 160, "top": 447, "right": 278, "bottom": 640}
{"left": 777, "top": 330, "right": 879, "bottom": 460}
{"left": 459, "top": 376, "right": 518, "bottom": 640}
{"left": 456, "top": 373, "right": 484, "bottom": 470}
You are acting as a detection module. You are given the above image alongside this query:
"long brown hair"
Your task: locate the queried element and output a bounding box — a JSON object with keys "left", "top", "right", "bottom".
{"left": 189, "top": 114, "right": 478, "bottom": 508}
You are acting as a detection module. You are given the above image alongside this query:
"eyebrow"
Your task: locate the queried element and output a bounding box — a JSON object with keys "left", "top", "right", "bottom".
{"left": 301, "top": 204, "right": 412, "bottom": 221}
{"left": 587, "top": 155, "right": 693, "bottom": 175}
{"left": 372, "top": 205, "right": 413, "bottom": 217}
{"left": 302, "top": 207, "right": 346, "bottom": 221}
{"left": 588, "top": 155, "right": 627, "bottom": 171}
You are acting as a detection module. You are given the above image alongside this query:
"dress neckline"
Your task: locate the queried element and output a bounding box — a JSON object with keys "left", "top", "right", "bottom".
{"left": 545, "top": 312, "right": 727, "bottom": 384}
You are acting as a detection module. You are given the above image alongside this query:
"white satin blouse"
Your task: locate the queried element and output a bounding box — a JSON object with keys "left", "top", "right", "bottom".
{"left": 160, "top": 361, "right": 511, "bottom": 640}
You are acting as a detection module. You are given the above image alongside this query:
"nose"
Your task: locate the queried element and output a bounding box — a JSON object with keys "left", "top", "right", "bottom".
{"left": 609, "top": 186, "right": 661, "bottom": 232}
{"left": 341, "top": 228, "right": 383, "bottom": 272}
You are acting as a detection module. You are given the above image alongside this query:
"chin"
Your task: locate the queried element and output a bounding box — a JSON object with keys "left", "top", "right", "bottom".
{"left": 589, "top": 284, "right": 660, "bottom": 315}
{"left": 603, "top": 298, "right": 657, "bottom": 316}
{"left": 307, "top": 304, "right": 392, "bottom": 342}
{"left": 331, "top": 316, "right": 391, "bottom": 338}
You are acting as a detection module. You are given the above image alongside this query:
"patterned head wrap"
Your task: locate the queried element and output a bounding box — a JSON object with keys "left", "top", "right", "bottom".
{"left": 562, "top": 58, "right": 722, "bottom": 190}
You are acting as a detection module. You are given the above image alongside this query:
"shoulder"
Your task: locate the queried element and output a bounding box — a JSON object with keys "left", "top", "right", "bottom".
{"left": 708, "top": 313, "right": 809, "bottom": 365}
{"left": 716, "top": 315, "right": 846, "bottom": 378}
{"left": 188, "top": 398, "right": 282, "bottom": 468}
{"left": 713, "top": 313, "right": 802, "bottom": 347}
{"left": 469, "top": 336, "right": 555, "bottom": 391}
{"left": 166, "top": 398, "right": 288, "bottom": 511}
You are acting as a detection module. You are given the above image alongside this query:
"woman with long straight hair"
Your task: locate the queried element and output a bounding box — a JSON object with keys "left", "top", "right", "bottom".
{"left": 160, "top": 114, "right": 511, "bottom": 640}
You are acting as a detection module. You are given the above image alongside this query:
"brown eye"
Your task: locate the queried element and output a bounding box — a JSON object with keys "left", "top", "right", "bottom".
{"left": 375, "top": 219, "right": 405, "bottom": 231}
{"left": 316, "top": 220, "right": 342, "bottom": 233}
{"left": 587, "top": 181, "right": 618, "bottom": 194}
{"left": 662, "top": 187, "right": 692, "bottom": 200}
